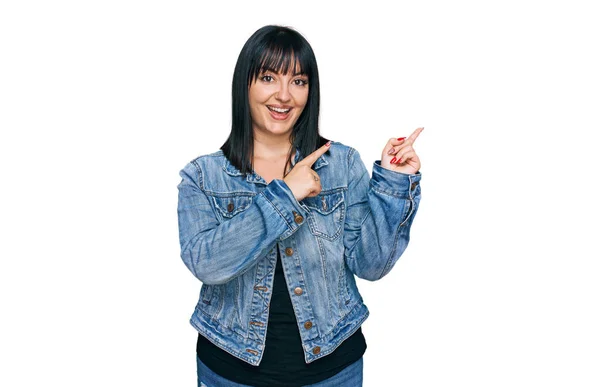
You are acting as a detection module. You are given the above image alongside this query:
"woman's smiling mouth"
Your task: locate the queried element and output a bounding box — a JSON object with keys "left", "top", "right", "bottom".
{"left": 266, "top": 105, "right": 292, "bottom": 120}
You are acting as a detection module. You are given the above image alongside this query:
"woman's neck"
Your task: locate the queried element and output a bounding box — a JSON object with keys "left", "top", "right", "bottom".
{"left": 253, "top": 138, "right": 293, "bottom": 161}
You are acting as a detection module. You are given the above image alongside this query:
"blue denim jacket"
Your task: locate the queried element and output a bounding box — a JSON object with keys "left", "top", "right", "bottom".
{"left": 177, "top": 141, "right": 421, "bottom": 366}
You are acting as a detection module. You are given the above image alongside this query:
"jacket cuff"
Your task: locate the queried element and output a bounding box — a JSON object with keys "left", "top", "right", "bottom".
{"left": 371, "top": 160, "right": 422, "bottom": 199}
{"left": 259, "top": 178, "right": 309, "bottom": 239}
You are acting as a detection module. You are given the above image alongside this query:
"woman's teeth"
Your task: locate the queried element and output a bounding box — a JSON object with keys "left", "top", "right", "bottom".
{"left": 267, "top": 106, "right": 291, "bottom": 113}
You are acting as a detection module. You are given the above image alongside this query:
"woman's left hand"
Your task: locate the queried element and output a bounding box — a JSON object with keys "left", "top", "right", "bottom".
{"left": 381, "top": 127, "right": 424, "bottom": 174}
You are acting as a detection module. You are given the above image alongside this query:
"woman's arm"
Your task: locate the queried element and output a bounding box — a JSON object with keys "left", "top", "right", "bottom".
{"left": 177, "top": 159, "right": 308, "bottom": 285}
{"left": 343, "top": 147, "right": 422, "bottom": 281}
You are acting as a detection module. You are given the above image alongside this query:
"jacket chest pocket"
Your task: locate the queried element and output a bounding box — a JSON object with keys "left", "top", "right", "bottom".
{"left": 210, "top": 194, "right": 254, "bottom": 221}
{"left": 302, "top": 191, "right": 345, "bottom": 241}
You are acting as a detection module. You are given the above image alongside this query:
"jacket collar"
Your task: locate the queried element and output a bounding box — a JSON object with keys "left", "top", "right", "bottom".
{"left": 222, "top": 146, "right": 328, "bottom": 184}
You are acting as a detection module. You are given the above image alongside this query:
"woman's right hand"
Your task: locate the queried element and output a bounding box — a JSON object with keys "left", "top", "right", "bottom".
{"left": 283, "top": 141, "right": 331, "bottom": 201}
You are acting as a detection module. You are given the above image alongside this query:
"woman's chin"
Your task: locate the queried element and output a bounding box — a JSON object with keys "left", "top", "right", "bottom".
{"left": 265, "top": 122, "right": 295, "bottom": 135}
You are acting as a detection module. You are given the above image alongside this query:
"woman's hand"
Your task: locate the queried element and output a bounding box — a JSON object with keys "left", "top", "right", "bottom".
{"left": 381, "top": 127, "right": 424, "bottom": 174}
{"left": 284, "top": 141, "right": 332, "bottom": 201}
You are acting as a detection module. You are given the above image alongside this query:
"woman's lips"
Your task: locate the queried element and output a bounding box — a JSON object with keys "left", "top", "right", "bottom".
{"left": 267, "top": 106, "right": 292, "bottom": 120}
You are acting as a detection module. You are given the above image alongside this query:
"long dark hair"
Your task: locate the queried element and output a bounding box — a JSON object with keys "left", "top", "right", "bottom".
{"left": 220, "top": 25, "right": 330, "bottom": 177}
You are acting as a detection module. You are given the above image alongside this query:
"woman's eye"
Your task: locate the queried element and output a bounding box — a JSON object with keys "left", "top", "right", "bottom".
{"left": 260, "top": 75, "right": 308, "bottom": 86}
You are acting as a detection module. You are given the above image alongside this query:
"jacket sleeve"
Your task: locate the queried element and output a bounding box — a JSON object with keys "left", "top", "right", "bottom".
{"left": 342, "top": 147, "right": 422, "bottom": 281}
{"left": 177, "top": 159, "right": 308, "bottom": 285}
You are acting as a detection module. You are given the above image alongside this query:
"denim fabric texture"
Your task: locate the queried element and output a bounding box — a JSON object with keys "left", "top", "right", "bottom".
{"left": 177, "top": 141, "right": 422, "bottom": 366}
{"left": 196, "top": 354, "right": 363, "bottom": 387}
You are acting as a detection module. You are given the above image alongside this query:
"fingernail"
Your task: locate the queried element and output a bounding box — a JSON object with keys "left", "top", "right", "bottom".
{"left": 326, "top": 141, "right": 331, "bottom": 147}
{"left": 390, "top": 157, "right": 397, "bottom": 163}
{"left": 397, "top": 137, "right": 406, "bottom": 141}
{"left": 387, "top": 148, "right": 395, "bottom": 155}
{"left": 397, "top": 157, "right": 402, "bottom": 163}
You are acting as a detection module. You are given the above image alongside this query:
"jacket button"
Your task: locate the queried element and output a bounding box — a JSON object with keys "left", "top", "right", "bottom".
{"left": 293, "top": 211, "right": 304, "bottom": 224}
{"left": 227, "top": 202, "right": 234, "bottom": 212}
{"left": 411, "top": 181, "right": 418, "bottom": 190}
{"left": 304, "top": 321, "right": 312, "bottom": 329}
{"left": 285, "top": 247, "right": 294, "bottom": 256}
{"left": 312, "top": 346, "right": 321, "bottom": 354}
{"left": 294, "top": 287, "right": 303, "bottom": 295}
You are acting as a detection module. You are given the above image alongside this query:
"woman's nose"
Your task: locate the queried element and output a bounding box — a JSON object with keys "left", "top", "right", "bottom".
{"left": 275, "top": 83, "right": 291, "bottom": 101}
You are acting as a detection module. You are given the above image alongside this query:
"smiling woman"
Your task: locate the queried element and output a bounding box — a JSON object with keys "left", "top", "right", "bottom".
{"left": 177, "top": 24, "right": 423, "bottom": 387}
{"left": 223, "top": 25, "right": 326, "bottom": 180}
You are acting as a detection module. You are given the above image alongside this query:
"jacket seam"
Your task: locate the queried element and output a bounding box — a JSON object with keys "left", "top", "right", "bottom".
{"left": 345, "top": 146, "right": 364, "bottom": 260}
{"left": 380, "top": 208, "right": 412, "bottom": 279}
{"left": 346, "top": 207, "right": 371, "bottom": 262}
{"left": 308, "top": 302, "right": 369, "bottom": 362}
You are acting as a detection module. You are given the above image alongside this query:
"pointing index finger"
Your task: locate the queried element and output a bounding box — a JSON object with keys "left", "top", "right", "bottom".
{"left": 296, "top": 141, "right": 331, "bottom": 167}
{"left": 407, "top": 127, "right": 424, "bottom": 143}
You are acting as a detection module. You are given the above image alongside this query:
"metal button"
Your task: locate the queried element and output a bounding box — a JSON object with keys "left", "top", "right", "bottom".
{"left": 312, "top": 346, "right": 321, "bottom": 354}
{"left": 285, "top": 247, "right": 294, "bottom": 256}
{"left": 293, "top": 211, "right": 304, "bottom": 224}
{"left": 227, "top": 202, "right": 234, "bottom": 212}
{"left": 304, "top": 321, "right": 313, "bottom": 329}
{"left": 411, "top": 182, "right": 418, "bottom": 190}
{"left": 322, "top": 196, "right": 327, "bottom": 210}
{"left": 294, "top": 287, "right": 303, "bottom": 295}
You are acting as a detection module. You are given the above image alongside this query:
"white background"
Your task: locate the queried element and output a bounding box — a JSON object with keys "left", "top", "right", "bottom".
{"left": 1, "top": 1, "right": 599, "bottom": 386}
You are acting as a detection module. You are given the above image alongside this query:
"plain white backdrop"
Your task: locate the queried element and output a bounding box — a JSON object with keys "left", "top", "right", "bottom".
{"left": 1, "top": 1, "right": 599, "bottom": 386}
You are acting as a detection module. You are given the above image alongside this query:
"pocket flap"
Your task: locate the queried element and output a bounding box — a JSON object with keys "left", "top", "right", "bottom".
{"left": 211, "top": 195, "right": 253, "bottom": 218}
{"left": 302, "top": 191, "right": 344, "bottom": 215}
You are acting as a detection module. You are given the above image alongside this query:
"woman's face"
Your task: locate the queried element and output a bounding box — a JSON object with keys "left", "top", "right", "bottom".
{"left": 248, "top": 61, "right": 309, "bottom": 138}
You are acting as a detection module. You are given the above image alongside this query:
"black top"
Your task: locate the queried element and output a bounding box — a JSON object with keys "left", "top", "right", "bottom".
{"left": 196, "top": 247, "right": 367, "bottom": 387}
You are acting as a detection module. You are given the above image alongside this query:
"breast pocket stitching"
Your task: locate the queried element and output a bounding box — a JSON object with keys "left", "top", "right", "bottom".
{"left": 302, "top": 191, "right": 345, "bottom": 241}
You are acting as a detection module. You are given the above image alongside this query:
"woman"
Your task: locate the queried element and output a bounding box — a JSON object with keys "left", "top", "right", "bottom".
{"left": 177, "top": 25, "right": 423, "bottom": 387}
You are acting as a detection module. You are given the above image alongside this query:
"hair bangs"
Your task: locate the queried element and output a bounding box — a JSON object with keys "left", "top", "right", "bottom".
{"left": 250, "top": 42, "right": 311, "bottom": 85}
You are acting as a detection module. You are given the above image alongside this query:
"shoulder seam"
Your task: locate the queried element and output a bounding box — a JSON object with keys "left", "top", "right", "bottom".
{"left": 189, "top": 150, "right": 224, "bottom": 189}
{"left": 190, "top": 159, "right": 204, "bottom": 190}
{"left": 347, "top": 145, "right": 357, "bottom": 168}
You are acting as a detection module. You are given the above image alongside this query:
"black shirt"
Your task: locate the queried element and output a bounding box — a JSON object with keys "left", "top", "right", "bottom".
{"left": 196, "top": 247, "right": 367, "bottom": 387}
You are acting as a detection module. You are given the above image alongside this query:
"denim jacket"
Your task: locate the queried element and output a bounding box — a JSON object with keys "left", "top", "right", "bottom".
{"left": 177, "top": 141, "right": 422, "bottom": 366}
